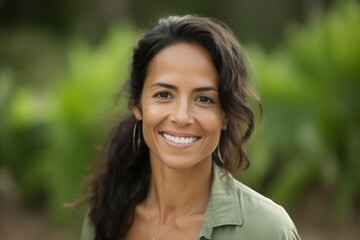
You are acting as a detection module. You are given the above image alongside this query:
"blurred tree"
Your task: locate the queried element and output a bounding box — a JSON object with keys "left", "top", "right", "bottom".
{"left": 244, "top": 0, "right": 360, "bottom": 222}
{"left": 1, "top": 0, "right": 335, "bottom": 48}
{"left": 0, "top": 23, "right": 138, "bottom": 222}
{"left": 0, "top": 0, "right": 358, "bottom": 227}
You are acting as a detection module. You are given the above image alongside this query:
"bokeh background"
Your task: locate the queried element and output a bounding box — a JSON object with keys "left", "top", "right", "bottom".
{"left": 0, "top": 0, "right": 359, "bottom": 239}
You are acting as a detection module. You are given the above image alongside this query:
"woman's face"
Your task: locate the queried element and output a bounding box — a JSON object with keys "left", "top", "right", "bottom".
{"left": 133, "top": 42, "right": 226, "bottom": 169}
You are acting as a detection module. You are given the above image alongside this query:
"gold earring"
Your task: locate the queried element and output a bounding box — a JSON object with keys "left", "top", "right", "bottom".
{"left": 217, "top": 146, "right": 224, "bottom": 164}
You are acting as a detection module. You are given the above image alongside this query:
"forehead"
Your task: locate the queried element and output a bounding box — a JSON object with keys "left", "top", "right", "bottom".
{"left": 145, "top": 42, "right": 219, "bottom": 88}
{"left": 150, "top": 42, "right": 213, "bottom": 68}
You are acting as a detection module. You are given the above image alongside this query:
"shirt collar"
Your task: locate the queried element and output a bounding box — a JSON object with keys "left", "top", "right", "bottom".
{"left": 199, "top": 163, "right": 244, "bottom": 239}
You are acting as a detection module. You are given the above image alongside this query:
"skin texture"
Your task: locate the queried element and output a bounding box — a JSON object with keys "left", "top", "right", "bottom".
{"left": 129, "top": 42, "right": 226, "bottom": 239}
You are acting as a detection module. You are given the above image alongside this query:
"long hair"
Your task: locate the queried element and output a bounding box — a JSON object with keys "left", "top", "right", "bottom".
{"left": 87, "top": 15, "right": 260, "bottom": 240}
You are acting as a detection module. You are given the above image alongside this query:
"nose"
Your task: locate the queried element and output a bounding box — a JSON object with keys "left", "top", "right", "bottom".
{"left": 170, "top": 99, "right": 194, "bottom": 127}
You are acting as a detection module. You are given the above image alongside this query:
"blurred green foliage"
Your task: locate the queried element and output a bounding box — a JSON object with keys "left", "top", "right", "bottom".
{"left": 0, "top": 1, "right": 359, "bottom": 224}
{"left": 244, "top": 1, "right": 360, "bottom": 220}
{"left": 0, "top": 23, "right": 138, "bottom": 222}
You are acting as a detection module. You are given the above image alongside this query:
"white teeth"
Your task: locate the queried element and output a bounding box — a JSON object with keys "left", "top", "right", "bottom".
{"left": 163, "top": 133, "right": 198, "bottom": 144}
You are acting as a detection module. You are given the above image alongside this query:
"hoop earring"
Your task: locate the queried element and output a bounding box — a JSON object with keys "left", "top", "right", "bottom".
{"left": 217, "top": 146, "right": 224, "bottom": 164}
{"left": 132, "top": 120, "right": 141, "bottom": 154}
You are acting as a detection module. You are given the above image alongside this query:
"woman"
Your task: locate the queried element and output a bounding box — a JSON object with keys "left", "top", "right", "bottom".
{"left": 81, "top": 15, "right": 300, "bottom": 240}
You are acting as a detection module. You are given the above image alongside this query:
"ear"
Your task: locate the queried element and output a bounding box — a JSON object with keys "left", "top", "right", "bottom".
{"left": 132, "top": 106, "right": 142, "bottom": 121}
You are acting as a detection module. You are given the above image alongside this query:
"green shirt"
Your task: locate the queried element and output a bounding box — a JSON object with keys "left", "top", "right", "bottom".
{"left": 197, "top": 164, "right": 300, "bottom": 239}
{"left": 81, "top": 164, "right": 301, "bottom": 240}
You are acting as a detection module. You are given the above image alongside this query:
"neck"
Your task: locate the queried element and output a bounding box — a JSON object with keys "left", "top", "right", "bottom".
{"left": 147, "top": 157, "right": 212, "bottom": 224}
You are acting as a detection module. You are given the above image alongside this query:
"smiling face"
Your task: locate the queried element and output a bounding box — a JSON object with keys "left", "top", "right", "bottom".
{"left": 133, "top": 42, "right": 226, "bottom": 169}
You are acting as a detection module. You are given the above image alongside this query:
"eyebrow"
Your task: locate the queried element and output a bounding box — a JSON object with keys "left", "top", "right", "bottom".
{"left": 150, "top": 82, "right": 218, "bottom": 92}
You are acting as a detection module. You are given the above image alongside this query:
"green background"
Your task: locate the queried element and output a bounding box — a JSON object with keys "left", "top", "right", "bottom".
{"left": 0, "top": 0, "right": 359, "bottom": 239}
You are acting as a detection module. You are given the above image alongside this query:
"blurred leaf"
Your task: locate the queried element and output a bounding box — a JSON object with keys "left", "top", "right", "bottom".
{"left": 245, "top": 0, "right": 360, "bottom": 219}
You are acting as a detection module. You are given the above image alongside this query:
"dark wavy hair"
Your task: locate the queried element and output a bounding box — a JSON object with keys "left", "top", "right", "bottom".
{"left": 87, "top": 15, "right": 261, "bottom": 240}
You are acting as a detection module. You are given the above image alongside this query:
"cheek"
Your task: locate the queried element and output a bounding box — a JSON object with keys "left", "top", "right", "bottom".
{"left": 142, "top": 103, "right": 167, "bottom": 125}
{"left": 140, "top": 104, "right": 166, "bottom": 142}
{"left": 196, "top": 109, "right": 225, "bottom": 131}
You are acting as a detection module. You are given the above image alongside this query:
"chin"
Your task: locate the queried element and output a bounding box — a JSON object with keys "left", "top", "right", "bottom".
{"left": 156, "top": 154, "right": 209, "bottom": 170}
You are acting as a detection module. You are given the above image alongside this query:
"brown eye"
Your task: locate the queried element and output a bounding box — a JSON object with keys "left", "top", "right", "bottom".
{"left": 154, "top": 91, "right": 172, "bottom": 99}
{"left": 195, "top": 96, "right": 214, "bottom": 104}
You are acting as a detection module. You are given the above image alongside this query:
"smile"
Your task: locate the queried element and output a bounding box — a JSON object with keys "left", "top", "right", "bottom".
{"left": 161, "top": 133, "right": 199, "bottom": 144}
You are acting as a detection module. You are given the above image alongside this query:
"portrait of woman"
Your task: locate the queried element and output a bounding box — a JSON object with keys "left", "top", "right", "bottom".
{"left": 80, "top": 15, "right": 301, "bottom": 240}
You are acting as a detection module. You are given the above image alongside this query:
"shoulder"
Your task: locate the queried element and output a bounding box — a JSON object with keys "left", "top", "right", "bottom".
{"left": 204, "top": 165, "right": 301, "bottom": 239}
{"left": 232, "top": 178, "right": 300, "bottom": 239}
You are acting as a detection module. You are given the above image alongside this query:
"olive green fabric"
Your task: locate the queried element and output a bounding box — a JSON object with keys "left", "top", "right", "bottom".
{"left": 80, "top": 164, "right": 301, "bottom": 240}
{"left": 196, "top": 164, "right": 300, "bottom": 239}
{"left": 80, "top": 215, "right": 93, "bottom": 240}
